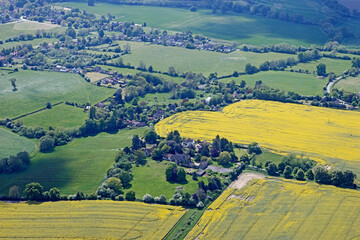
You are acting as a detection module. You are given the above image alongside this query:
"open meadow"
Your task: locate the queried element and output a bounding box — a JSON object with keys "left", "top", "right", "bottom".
{"left": 186, "top": 178, "right": 360, "bottom": 240}
{"left": 131, "top": 159, "right": 206, "bottom": 199}
{"left": 334, "top": 76, "right": 360, "bottom": 93}
{"left": 58, "top": 2, "right": 327, "bottom": 46}
{"left": 0, "top": 128, "right": 35, "bottom": 159}
{"left": 287, "top": 58, "right": 353, "bottom": 76}
{"left": 155, "top": 100, "right": 360, "bottom": 172}
{"left": 0, "top": 128, "right": 146, "bottom": 195}
{"left": 0, "top": 21, "right": 62, "bottom": 40}
{"left": 220, "top": 71, "right": 326, "bottom": 96}
{"left": 0, "top": 70, "right": 114, "bottom": 119}
{"left": 0, "top": 200, "right": 185, "bottom": 239}
{"left": 116, "top": 41, "right": 292, "bottom": 76}
{"left": 21, "top": 103, "right": 88, "bottom": 129}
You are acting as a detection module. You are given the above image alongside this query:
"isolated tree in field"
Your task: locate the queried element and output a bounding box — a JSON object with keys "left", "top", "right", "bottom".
{"left": 131, "top": 135, "right": 142, "bottom": 150}
{"left": 98, "top": 29, "right": 104, "bottom": 38}
{"left": 316, "top": 63, "right": 327, "bottom": 76}
{"left": 123, "top": 43, "right": 131, "bottom": 54}
{"left": 125, "top": 190, "right": 136, "bottom": 201}
{"left": 9, "top": 78, "right": 17, "bottom": 91}
{"left": 39, "top": 135, "right": 55, "bottom": 152}
{"left": 266, "top": 162, "right": 278, "bottom": 176}
{"left": 177, "top": 168, "right": 187, "bottom": 183}
{"left": 134, "top": 150, "right": 146, "bottom": 165}
{"left": 9, "top": 185, "right": 20, "bottom": 199}
{"left": 166, "top": 163, "right": 178, "bottom": 182}
{"left": 24, "top": 182, "right": 43, "bottom": 201}
{"left": 296, "top": 169, "right": 305, "bottom": 181}
{"left": 283, "top": 165, "right": 293, "bottom": 179}
{"left": 46, "top": 102, "right": 52, "bottom": 109}
{"left": 88, "top": 0, "right": 95, "bottom": 6}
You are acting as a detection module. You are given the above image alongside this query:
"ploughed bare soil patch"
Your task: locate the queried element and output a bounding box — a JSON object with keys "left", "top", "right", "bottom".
{"left": 229, "top": 172, "right": 265, "bottom": 189}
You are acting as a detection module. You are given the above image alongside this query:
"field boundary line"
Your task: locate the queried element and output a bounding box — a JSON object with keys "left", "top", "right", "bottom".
{"left": 162, "top": 209, "right": 187, "bottom": 240}
{"left": 11, "top": 102, "right": 64, "bottom": 121}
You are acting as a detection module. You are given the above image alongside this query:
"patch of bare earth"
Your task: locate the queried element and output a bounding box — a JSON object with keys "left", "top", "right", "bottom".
{"left": 228, "top": 172, "right": 265, "bottom": 189}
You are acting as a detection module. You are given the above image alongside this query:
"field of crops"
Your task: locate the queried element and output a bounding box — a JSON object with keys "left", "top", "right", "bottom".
{"left": 220, "top": 71, "right": 326, "bottom": 96}
{"left": 186, "top": 178, "right": 360, "bottom": 240}
{"left": 58, "top": 2, "right": 327, "bottom": 46}
{"left": 0, "top": 200, "right": 185, "bottom": 239}
{"left": 0, "top": 70, "right": 114, "bottom": 119}
{"left": 0, "top": 128, "right": 35, "bottom": 159}
{"left": 116, "top": 41, "right": 292, "bottom": 76}
{"left": 0, "top": 128, "right": 146, "bottom": 195}
{"left": 155, "top": 100, "right": 360, "bottom": 168}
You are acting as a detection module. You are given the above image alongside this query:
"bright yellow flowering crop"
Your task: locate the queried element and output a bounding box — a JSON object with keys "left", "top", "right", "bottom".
{"left": 0, "top": 200, "right": 185, "bottom": 239}
{"left": 186, "top": 179, "right": 360, "bottom": 240}
{"left": 156, "top": 100, "right": 360, "bottom": 164}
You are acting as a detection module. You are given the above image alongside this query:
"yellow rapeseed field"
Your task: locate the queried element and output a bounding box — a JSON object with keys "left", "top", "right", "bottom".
{"left": 185, "top": 179, "right": 360, "bottom": 240}
{"left": 0, "top": 200, "right": 185, "bottom": 239}
{"left": 155, "top": 99, "right": 360, "bottom": 165}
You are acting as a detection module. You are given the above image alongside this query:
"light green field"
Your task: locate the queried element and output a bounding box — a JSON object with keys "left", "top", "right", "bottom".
{"left": 99, "top": 65, "right": 185, "bottom": 83}
{"left": 131, "top": 159, "right": 206, "bottom": 199}
{"left": 21, "top": 104, "right": 88, "bottom": 129}
{"left": 0, "top": 128, "right": 35, "bottom": 159}
{"left": 0, "top": 22, "right": 61, "bottom": 40}
{"left": 186, "top": 178, "right": 360, "bottom": 240}
{"left": 334, "top": 76, "right": 360, "bottom": 93}
{"left": 221, "top": 71, "right": 326, "bottom": 95}
{"left": 115, "top": 41, "right": 292, "bottom": 76}
{"left": 0, "top": 128, "right": 146, "bottom": 195}
{"left": 0, "top": 38, "right": 57, "bottom": 49}
{"left": 0, "top": 70, "right": 114, "bottom": 119}
{"left": 58, "top": 2, "right": 327, "bottom": 46}
{"left": 0, "top": 200, "right": 185, "bottom": 240}
{"left": 287, "top": 58, "right": 352, "bottom": 76}
{"left": 85, "top": 72, "right": 109, "bottom": 83}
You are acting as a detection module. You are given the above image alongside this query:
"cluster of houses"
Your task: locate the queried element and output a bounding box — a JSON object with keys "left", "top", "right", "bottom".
{"left": 93, "top": 66, "right": 127, "bottom": 87}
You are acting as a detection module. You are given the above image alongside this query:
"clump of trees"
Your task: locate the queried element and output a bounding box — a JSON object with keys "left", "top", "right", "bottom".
{"left": 165, "top": 163, "right": 187, "bottom": 183}
{"left": 0, "top": 151, "right": 30, "bottom": 173}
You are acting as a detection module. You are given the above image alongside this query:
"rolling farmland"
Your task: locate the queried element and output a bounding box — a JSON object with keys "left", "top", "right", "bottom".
{"left": 0, "top": 200, "right": 185, "bottom": 239}
{"left": 0, "top": 128, "right": 35, "bottom": 159}
{"left": 185, "top": 178, "right": 360, "bottom": 240}
{"left": 155, "top": 100, "right": 360, "bottom": 169}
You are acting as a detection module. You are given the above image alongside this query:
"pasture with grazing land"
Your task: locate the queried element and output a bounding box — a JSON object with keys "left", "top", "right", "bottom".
{"left": 287, "top": 58, "right": 353, "bottom": 76}
{"left": 116, "top": 41, "right": 293, "bottom": 76}
{"left": 20, "top": 104, "right": 88, "bottom": 129}
{"left": 58, "top": 2, "right": 327, "bottom": 46}
{"left": 156, "top": 100, "right": 360, "bottom": 173}
{"left": 334, "top": 76, "right": 360, "bottom": 93}
{"left": 186, "top": 178, "right": 360, "bottom": 240}
{"left": 0, "top": 128, "right": 146, "bottom": 195}
{"left": 0, "top": 128, "right": 35, "bottom": 159}
{"left": 220, "top": 71, "right": 326, "bottom": 96}
{"left": 0, "top": 200, "right": 185, "bottom": 239}
{"left": 0, "top": 70, "right": 114, "bottom": 119}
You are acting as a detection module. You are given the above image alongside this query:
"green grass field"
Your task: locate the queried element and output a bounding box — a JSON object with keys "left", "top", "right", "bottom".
{"left": 0, "top": 37, "right": 57, "bottom": 49}
{"left": 115, "top": 41, "right": 293, "bottom": 76}
{"left": 58, "top": 2, "right": 327, "bottom": 46}
{"left": 186, "top": 178, "right": 360, "bottom": 240}
{"left": 0, "top": 21, "right": 61, "bottom": 40}
{"left": 0, "top": 128, "right": 146, "bottom": 195}
{"left": 21, "top": 104, "right": 88, "bottom": 129}
{"left": 131, "top": 159, "right": 206, "bottom": 199}
{"left": 287, "top": 58, "right": 352, "bottom": 76}
{"left": 0, "top": 70, "right": 114, "bottom": 119}
{"left": 0, "top": 200, "right": 185, "bottom": 240}
{"left": 0, "top": 128, "right": 36, "bottom": 159}
{"left": 334, "top": 76, "right": 360, "bottom": 93}
{"left": 220, "top": 71, "right": 326, "bottom": 95}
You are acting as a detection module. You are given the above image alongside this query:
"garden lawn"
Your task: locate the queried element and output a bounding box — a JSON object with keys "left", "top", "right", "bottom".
{"left": 58, "top": 2, "right": 327, "bottom": 46}
{"left": 0, "top": 128, "right": 146, "bottom": 195}
{"left": 0, "top": 70, "right": 114, "bottom": 119}
{"left": 220, "top": 71, "right": 327, "bottom": 96}
{"left": 334, "top": 76, "right": 360, "bottom": 93}
{"left": 115, "top": 41, "right": 293, "bottom": 76}
{"left": 20, "top": 104, "right": 88, "bottom": 129}
{"left": 0, "top": 128, "right": 35, "bottom": 159}
{"left": 131, "top": 159, "right": 205, "bottom": 199}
